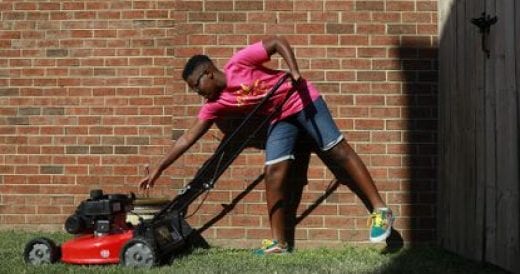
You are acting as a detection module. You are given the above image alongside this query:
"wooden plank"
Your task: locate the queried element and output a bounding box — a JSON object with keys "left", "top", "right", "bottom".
{"left": 445, "top": 0, "right": 457, "bottom": 253}
{"left": 444, "top": 0, "right": 455, "bottom": 252}
{"left": 443, "top": 0, "right": 461, "bottom": 254}
{"left": 464, "top": 0, "right": 475, "bottom": 258}
{"left": 436, "top": 0, "right": 445, "bottom": 248}
{"left": 515, "top": 2, "right": 520, "bottom": 272}
{"left": 438, "top": 0, "right": 450, "bottom": 250}
{"left": 472, "top": 0, "right": 486, "bottom": 264}
{"left": 484, "top": 0, "right": 498, "bottom": 265}
{"left": 453, "top": 0, "right": 467, "bottom": 256}
{"left": 437, "top": 0, "right": 456, "bottom": 251}
{"left": 493, "top": 0, "right": 519, "bottom": 272}
{"left": 492, "top": 0, "right": 507, "bottom": 269}
{"left": 463, "top": 0, "right": 483, "bottom": 261}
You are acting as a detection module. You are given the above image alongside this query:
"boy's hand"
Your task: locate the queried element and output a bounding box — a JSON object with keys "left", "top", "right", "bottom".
{"left": 138, "top": 176, "right": 154, "bottom": 190}
{"left": 138, "top": 166, "right": 160, "bottom": 190}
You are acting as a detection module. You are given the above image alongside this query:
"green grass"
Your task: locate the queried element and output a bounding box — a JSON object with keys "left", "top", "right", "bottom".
{"left": 1, "top": 230, "right": 506, "bottom": 274}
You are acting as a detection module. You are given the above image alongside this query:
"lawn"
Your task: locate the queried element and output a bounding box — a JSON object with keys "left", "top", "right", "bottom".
{"left": 1, "top": 230, "right": 506, "bottom": 274}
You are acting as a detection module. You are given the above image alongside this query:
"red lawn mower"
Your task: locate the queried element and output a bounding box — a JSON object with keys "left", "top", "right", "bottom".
{"left": 23, "top": 73, "right": 293, "bottom": 267}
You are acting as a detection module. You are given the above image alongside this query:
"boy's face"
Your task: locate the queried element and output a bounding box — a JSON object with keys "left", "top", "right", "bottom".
{"left": 186, "top": 65, "right": 222, "bottom": 101}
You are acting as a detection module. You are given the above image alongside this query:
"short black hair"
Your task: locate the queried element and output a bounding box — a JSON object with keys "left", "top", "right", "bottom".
{"left": 182, "top": 55, "right": 212, "bottom": 81}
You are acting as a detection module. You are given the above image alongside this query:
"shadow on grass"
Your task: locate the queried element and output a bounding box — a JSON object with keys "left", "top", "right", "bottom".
{"left": 378, "top": 246, "right": 509, "bottom": 274}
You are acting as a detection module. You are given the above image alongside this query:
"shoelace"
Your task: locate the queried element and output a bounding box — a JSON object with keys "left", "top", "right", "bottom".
{"left": 367, "top": 212, "right": 385, "bottom": 228}
{"left": 261, "top": 239, "right": 275, "bottom": 249}
{"left": 261, "top": 239, "right": 288, "bottom": 250}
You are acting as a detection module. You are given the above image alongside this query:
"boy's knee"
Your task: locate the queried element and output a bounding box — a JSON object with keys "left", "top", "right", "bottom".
{"left": 327, "top": 141, "right": 355, "bottom": 163}
{"left": 264, "top": 161, "right": 290, "bottom": 185}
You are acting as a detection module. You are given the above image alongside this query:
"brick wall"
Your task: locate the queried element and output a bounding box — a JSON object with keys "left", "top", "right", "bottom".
{"left": 0, "top": 0, "right": 438, "bottom": 248}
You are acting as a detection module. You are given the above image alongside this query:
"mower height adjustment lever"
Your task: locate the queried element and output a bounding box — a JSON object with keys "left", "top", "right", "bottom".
{"left": 178, "top": 185, "right": 191, "bottom": 195}
{"left": 177, "top": 179, "right": 214, "bottom": 195}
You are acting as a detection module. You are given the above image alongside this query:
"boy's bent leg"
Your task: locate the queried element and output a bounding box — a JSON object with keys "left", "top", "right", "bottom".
{"left": 293, "top": 97, "right": 393, "bottom": 242}
{"left": 326, "top": 140, "right": 385, "bottom": 209}
{"left": 325, "top": 140, "right": 394, "bottom": 242}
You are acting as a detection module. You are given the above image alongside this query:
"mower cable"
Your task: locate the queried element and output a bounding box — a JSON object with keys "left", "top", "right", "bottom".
{"left": 184, "top": 189, "right": 211, "bottom": 219}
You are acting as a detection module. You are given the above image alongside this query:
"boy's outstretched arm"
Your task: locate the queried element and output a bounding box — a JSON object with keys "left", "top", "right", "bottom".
{"left": 262, "top": 36, "right": 301, "bottom": 82}
{"left": 139, "top": 118, "right": 214, "bottom": 189}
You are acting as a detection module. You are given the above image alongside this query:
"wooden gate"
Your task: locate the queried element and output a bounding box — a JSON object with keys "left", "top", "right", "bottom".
{"left": 438, "top": 0, "right": 520, "bottom": 272}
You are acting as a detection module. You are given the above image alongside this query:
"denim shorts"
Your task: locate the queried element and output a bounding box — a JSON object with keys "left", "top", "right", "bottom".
{"left": 265, "top": 96, "right": 344, "bottom": 165}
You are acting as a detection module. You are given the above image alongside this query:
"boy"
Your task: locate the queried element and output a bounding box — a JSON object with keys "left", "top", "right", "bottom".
{"left": 139, "top": 36, "right": 393, "bottom": 255}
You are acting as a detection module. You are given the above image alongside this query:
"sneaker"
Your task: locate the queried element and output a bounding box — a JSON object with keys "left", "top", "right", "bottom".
{"left": 253, "top": 239, "right": 288, "bottom": 256}
{"left": 368, "top": 207, "right": 394, "bottom": 242}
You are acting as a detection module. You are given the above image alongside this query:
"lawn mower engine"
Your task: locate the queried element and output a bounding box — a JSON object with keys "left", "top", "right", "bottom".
{"left": 24, "top": 189, "right": 194, "bottom": 267}
{"left": 64, "top": 189, "right": 134, "bottom": 236}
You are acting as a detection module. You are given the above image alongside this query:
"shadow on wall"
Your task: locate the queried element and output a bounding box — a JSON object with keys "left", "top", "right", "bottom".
{"left": 400, "top": 42, "right": 439, "bottom": 244}
{"left": 375, "top": 14, "right": 441, "bottom": 273}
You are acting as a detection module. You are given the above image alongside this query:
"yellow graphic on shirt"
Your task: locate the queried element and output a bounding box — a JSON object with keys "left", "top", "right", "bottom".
{"left": 235, "top": 79, "right": 269, "bottom": 105}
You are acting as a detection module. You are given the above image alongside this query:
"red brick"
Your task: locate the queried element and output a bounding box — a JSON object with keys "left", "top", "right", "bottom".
{"left": 310, "top": 12, "right": 340, "bottom": 22}
{"left": 372, "top": 59, "right": 400, "bottom": 70}
{"left": 326, "top": 23, "right": 354, "bottom": 34}
{"left": 372, "top": 131, "right": 402, "bottom": 142}
{"left": 358, "top": 47, "right": 387, "bottom": 57}
{"left": 205, "top": 1, "right": 233, "bottom": 11}
{"left": 265, "top": 0, "right": 292, "bottom": 11}
{"left": 403, "top": 12, "right": 433, "bottom": 23}
{"left": 230, "top": 215, "right": 261, "bottom": 227}
{"left": 326, "top": 71, "right": 355, "bottom": 81}
{"left": 357, "top": 71, "right": 386, "bottom": 81}
{"left": 310, "top": 35, "right": 338, "bottom": 45}
{"left": 342, "top": 59, "right": 371, "bottom": 69}
{"left": 373, "top": 12, "right": 401, "bottom": 22}
{"left": 14, "top": 2, "right": 36, "bottom": 10}
{"left": 216, "top": 228, "right": 246, "bottom": 239}
{"left": 339, "top": 35, "right": 369, "bottom": 46}
{"left": 339, "top": 106, "right": 368, "bottom": 118}
{"left": 325, "top": 1, "right": 354, "bottom": 11}
{"left": 297, "top": 24, "right": 325, "bottom": 34}
{"left": 188, "top": 12, "right": 216, "bottom": 22}
{"left": 417, "top": 1, "right": 437, "bottom": 11}
{"left": 355, "top": 1, "right": 384, "bottom": 11}
{"left": 266, "top": 24, "right": 297, "bottom": 35}
{"left": 387, "top": 1, "right": 416, "bottom": 11}
{"left": 370, "top": 107, "right": 401, "bottom": 118}
{"left": 356, "top": 24, "right": 386, "bottom": 34}
{"left": 418, "top": 24, "right": 438, "bottom": 35}
{"left": 388, "top": 24, "right": 417, "bottom": 35}
{"left": 2, "top": 215, "right": 25, "bottom": 224}
{"left": 355, "top": 119, "right": 385, "bottom": 130}
{"left": 278, "top": 12, "right": 307, "bottom": 23}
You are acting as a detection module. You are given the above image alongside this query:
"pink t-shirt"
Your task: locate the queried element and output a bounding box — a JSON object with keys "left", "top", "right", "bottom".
{"left": 197, "top": 42, "right": 320, "bottom": 122}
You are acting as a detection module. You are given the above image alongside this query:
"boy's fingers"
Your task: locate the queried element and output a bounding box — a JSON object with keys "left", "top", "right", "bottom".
{"left": 138, "top": 178, "right": 150, "bottom": 189}
{"left": 137, "top": 166, "right": 152, "bottom": 190}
